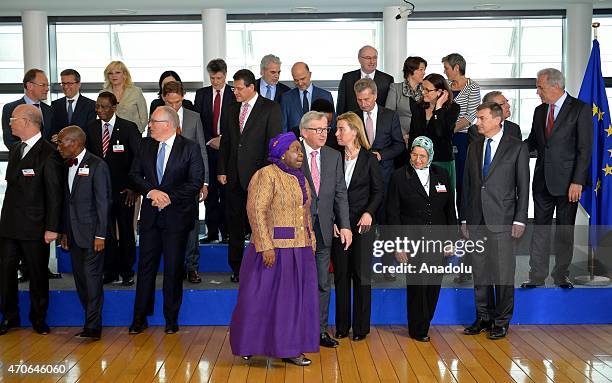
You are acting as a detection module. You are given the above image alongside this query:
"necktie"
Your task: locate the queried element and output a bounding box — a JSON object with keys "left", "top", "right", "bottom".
{"left": 66, "top": 158, "right": 78, "bottom": 167}
{"left": 239, "top": 103, "right": 250, "bottom": 133}
{"left": 310, "top": 151, "right": 320, "bottom": 195}
{"left": 67, "top": 99, "right": 74, "bottom": 124}
{"left": 365, "top": 74, "right": 371, "bottom": 79}
{"left": 18, "top": 141, "right": 27, "bottom": 159}
{"left": 365, "top": 112, "right": 375, "bottom": 144}
{"left": 213, "top": 90, "right": 221, "bottom": 136}
{"left": 302, "top": 90, "right": 309, "bottom": 114}
{"left": 156, "top": 142, "right": 166, "bottom": 182}
{"left": 546, "top": 103, "right": 555, "bottom": 138}
{"left": 102, "top": 122, "right": 110, "bottom": 157}
{"left": 483, "top": 138, "right": 493, "bottom": 179}
{"left": 265, "top": 85, "right": 272, "bottom": 100}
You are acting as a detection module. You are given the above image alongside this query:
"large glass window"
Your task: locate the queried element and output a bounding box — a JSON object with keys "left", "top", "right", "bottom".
{"left": 0, "top": 24, "right": 24, "bottom": 83}
{"left": 595, "top": 17, "right": 612, "bottom": 77}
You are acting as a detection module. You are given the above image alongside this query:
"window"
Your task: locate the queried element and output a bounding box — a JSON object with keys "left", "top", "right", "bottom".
{"left": 0, "top": 24, "right": 24, "bottom": 83}
{"left": 594, "top": 17, "right": 612, "bottom": 77}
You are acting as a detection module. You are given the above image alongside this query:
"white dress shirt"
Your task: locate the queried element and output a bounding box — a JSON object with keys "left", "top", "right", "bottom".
{"left": 303, "top": 140, "right": 321, "bottom": 176}
{"left": 158, "top": 133, "right": 176, "bottom": 177}
{"left": 344, "top": 155, "right": 357, "bottom": 188}
{"left": 66, "top": 93, "right": 80, "bottom": 112}
{"left": 21, "top": 132, "right": 42, "bottom": 159}
{"left": 68, "top": 148, "right": 87, "bottom": 193}
{"left": 241, "top": 93, "right": 259, "bottom": 127}
{"left": 101, "top": 113, "right": 117, "bottom": 137}
{"left": 549, "top": 91, "right": 567, "bottom": 120}
{"left": 177, "top": 107, "right": 184, "bottom": 128}
{"left": 361, "top": 70, "right": 375, "bottom": 79}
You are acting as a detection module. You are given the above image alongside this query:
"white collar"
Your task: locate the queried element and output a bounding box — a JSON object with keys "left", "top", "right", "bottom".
{"left": 23, "top": 132, "right": 42, "bottom": 148}
{"left": 101, "top": 113, "right": 117, "bottom": 127}
{"left": 66, "top": 93, "right": 80, "bottom": 103}
{"left": 361, "top": 69, "right": 375, "bottom": 79}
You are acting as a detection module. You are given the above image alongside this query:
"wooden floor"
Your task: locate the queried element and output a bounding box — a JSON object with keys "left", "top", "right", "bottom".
{"left": 0, "top": 325, "right": 611, "bottom": 382}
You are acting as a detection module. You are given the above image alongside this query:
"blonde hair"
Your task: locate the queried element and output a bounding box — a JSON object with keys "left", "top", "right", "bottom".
{"left": 336, "top": 112, "right": 371, "bottom": 151}
{"left": 104, "top": 60, "right": 133, "bottom": 89}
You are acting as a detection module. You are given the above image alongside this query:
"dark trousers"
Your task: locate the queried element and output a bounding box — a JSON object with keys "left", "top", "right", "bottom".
{"left": 226, "top": 182, "right": 249, "bottom": 275}
{"left": 530, "top": 187, "right": 579, "bottom": 281}
{"left": 204, "top": 151, "right": 226, "bottom": 240}
{"left": 471, "top": 226, "right": 515, "bottom": 328}
{"left": 0, "top": 238, "right": 49, "bottom": 324}
{"left": 133, "top": 228, "right": 189, "bottom": 324}
{"left": 104, "top": 195, "right": 136, "bottom": 280}
{"left": 331, "top": 230, "right": 372, "bottom": 337}
{"left": 406, "top": 282, "right": 441, "bottom": 338}
{"left": 70, "top": 244, "right": 104, "bottom": 330}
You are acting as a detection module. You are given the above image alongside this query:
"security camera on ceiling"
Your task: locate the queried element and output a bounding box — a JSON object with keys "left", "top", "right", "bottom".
{"left": 395, "top": 0, "right": 415, "bottom": 20}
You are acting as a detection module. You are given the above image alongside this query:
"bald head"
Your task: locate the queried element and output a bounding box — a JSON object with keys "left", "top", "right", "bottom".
{"left": 291, "top": 62, "right": 312, "bottom": 91}
{"left": 10, "top": 104, "right": 42, "bottom": 141}
{"left": 61, "top": 125, "right": 86, "bottom": 146}
{"left": 57, "top": 125, "right": 86, "bottom": 160}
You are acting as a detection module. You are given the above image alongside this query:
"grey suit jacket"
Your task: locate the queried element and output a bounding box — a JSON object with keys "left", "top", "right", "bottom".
{"left": 300, "top": 142, "right": 350, "bottom": 248}
{"left": 181, "top": 108, "right": 209, "bottom": 184}
{"left": 385, "top": 82, "right": 413, "bottom": 137}
{"left": 461, "top": 133, "right": 530, "bottom": 232}
{"left": 467, "top": 120, "right": 522, "bottom": 146}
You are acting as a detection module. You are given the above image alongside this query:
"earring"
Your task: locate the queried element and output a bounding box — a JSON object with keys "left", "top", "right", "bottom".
{"left": 281, "top": 156, "right": 285, "bottom": 160}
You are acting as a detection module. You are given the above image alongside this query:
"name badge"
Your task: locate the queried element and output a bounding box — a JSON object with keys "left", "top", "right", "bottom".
{"left": 113, "top": 144, "right": 125, "bottom": 153}
{"left": 21, "top": 169, "right": 35, "bottom": 177}
{"left": 77, "top": 167, "right": 90, "bottom": 176}
{"left": 435, "top": 183, "right": 447, "bottom": 193}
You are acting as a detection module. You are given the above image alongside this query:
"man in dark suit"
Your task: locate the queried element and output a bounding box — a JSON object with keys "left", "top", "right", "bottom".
{"left": 162, "top": 80, "right": 209, "bottom": 284}
{"left": 58, "top": 125, "right": 111, "bottom": 340}
{"left": 84, "top": 92, "right": 141, "bottom": 287}
{"left": 467, "top": 91, "right": 522, "bottom": 145}
{"left": 523, "top": 68, "right": 593, "bottom": 289}
{"left": 336, "top": 45, "right": 394, "bottom": 115}
{"left": 300, "top": 111, "right": 352, "bottom": 348}
{"left": 128, "top": 106, "right": 204, "bottom": 335}
{"left": 218, "top": 69, "right": 282, "bottom": 282}
{"left": 2, "top": 68, "right": 54, "bottom": 147}
{"left": 194, "top": 59, "right": 236, "bottom": 244}
{"left": 255, "top": 54, "right": 291, "bottom": 103}
{"left": 0, "top": 105, "right": 63, "bottom": 336}
{"left": 461, "top": 102, "right": 530, "bottom": 340}
{"left": 52, "top": 69, "right": 96, "bottom": 135}
{"left": 281, "top": 62, "right": 334, "bottom": 135}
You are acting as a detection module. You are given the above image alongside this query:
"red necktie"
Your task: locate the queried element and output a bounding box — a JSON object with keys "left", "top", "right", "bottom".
{"left": 102, "top": 123, "right": 110, "bottom": 157}
{"left": 546, "top": 104, "right": 555, "bottom": 138}
{"left": 239, "top": 103, "right": 250, "bottom": 133}
{"left": 213, "top": 90, "right": 221, "bottom": 136}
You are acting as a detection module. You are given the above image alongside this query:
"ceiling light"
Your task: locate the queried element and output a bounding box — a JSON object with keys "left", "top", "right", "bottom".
{"left": 473, "top": 3, "right": 500, "bottom": 10}
{"left": 111, "top": 9, "right": 137, "bottom": 15}
{"left": 291, "top": 7, "right": 318, "bottom": 13}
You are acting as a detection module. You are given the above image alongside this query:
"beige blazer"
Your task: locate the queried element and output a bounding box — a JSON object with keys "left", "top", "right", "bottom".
{"left": 101, "top": 85, "right": 148, "bottom": 133}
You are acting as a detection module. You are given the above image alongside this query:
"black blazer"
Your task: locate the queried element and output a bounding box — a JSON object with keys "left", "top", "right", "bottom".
{"left": 468, "top": 120, "right": 522, "bottom": 146}
{"left": 62, "top": 151, "right": 112, "bottom": 249}
{"left": 343, "top": 149, "right": 384, "bottom": 228}
{"left": 52, "top": 95, "right": 97, "bottom": 133}
{"left": 2, "top": 97, "right": 54, "bottom": 146}
{"left": 0, "top": 138, "right": 63, "bottom": 240}
{"left": 255, "top": 78, "right": 291, "bottom": 103}
{"left": 84, "top": 116, "right": 142, "bottom": 199}
{"left": 218, "top": 95, "right": 282, "bottom": 190}
{"left": 194, "top": 84, "right": 237, "bottom": 143}
{"left": 409, "top": 99, "right": 460, "bottom": 162}
{"left": 337, "top": 69, "right": 394, "bottom": 115}
{"left": 129, "top": 135, "right": 204, "bottom": 233}
{"left": 149, "top": 98, "right": 194, "bottom": 117}
{"left": 526, "top": 95, "right": 592, "bottom": 196}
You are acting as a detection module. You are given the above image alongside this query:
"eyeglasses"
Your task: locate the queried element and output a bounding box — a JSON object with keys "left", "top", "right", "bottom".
{"left": 422, "top": 87, "right": 438, "bottom": 94}
{"left": 359, "top": 56, "right": 378, "bottom": 61}
{"left": 60, "top": 81, "right": 79, "bottom": 87}
{"left": 410, "top": 152, "right": 428, "bottom": 161}
{"left": 28, "top": 81, "right": 49, "bottom": 88}
{"left": 304, "top": 127, "right": 330, "bottom": 135}
{"left": 148, "top": 118, "right": 168, "bottom": 124}
{"left": 8, "top": 117, "right": 28, "bottom": 125}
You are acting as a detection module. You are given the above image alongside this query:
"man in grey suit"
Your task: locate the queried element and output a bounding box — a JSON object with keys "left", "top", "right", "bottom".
{"left": 162, "top": 81, "right": 209, "bottom": 284}
{"left": 300, "top": 111, "right": 352, "bottom": 348}
{"left": 460, "top": 102, "right": 529, "bottom": 340}
{"left": 58, "top": 125, "right": 112, "bottom": 340}
{"left": 467, "top": 91, "right": 522, "bottom": 146}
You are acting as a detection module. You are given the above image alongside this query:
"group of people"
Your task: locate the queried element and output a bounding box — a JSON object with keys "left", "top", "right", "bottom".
{"left": 0, "top": 45, "right": 592, "bottom": 366}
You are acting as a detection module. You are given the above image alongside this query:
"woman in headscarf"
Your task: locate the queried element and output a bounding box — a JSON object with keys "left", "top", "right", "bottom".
{"left": 230, "top": 132, "right": 318, "bottom": 366}
{"left": 386, "top": 136, "right": 457, "bottom": 342}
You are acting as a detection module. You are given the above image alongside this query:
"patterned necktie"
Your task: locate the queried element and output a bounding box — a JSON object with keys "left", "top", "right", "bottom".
{"left": 546, "top": 103, "right": 555, "bottom": 138}
{"left": 156, "top": 142, "right": 166, "bottom": 182}
{"left": 102, "top": 122, "right": 110, "bottom": 157}
{"left": 310, "top": 151, "right": 320, "bottom": 195}
{"left": 213, "top": 90, "right": 221, "bottom": 136}
{"left": 18, "top": 141, "right": 27, "bottom": 159}
{"left": 239, "top": 103, "right": 250, "bottom": 133}
{"left": 365, "top": 112, "right": 375, "bottom": 144}
{"left": 67, "top": 99, "right": 74, "bottom": 124}
{"left": 302, "top": 90, "right": 309, "bottom": 114}
{"left": 483, "top": 138, "right": 493, "bottom": 179}
{"left": 265, "top": 85, "right": 272, "bottom": 100}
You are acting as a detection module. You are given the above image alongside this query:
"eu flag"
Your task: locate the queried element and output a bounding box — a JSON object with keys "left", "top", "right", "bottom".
{"left": 578, "top": 39, "right": 612, "bottom": 246}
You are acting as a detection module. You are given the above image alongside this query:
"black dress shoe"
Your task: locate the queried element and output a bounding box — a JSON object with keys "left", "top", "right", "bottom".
{"left": 320, "top": 332, "right": 339, "bottom": 348}
{"left": 18, "top": 275, "right": 29, "bottom": 283}
{"left": 128, "top": 319, "right": 148, "bottom": 334}
{"left": 488, "top": 326, "right": 508, "bottom": 340}
{"left": 230, "top": 273, "right": 240, "bottom": 283}
{"left": 121, "top": 277, "right": 135, "bottom": 287}
{"left": 188, "top": 271, "right": 202, "bottom": 284}
{"left": 282, "top": 354, "right": 312, "bottom": 366}
{"left": 47, "top": 269, "right": 62, "bottom": 279}
{"left": 200, "top": 236, "right": 220, "bottom": 244}
{"left": 0, "top": 319, "right": 20, "bottom": 335}
{"left": 554, "top": 277, "right": 574, "bottom": 289}
{"left": 464, "top": 319, "right": 493, "bottom": 335}
{"left": 103, "top": 275, "right": 119, "bottom": 284}
{"left": 165, "top": 323, "right": 179, "bottom": 334}
{"left": 411, "top": 335, "right": 430, "bottom": 342}
{"left": 334, "top": 331, "right": 348, "bottom": 339}
{"left": 33, "top": 321, "right": 50, "bottom": 335}
{"left": 352, "top": 334, "right": 366, "bottom": 341}
{"left": 75, "top": 328, "right": 101, "bottom": 340}
{"left": 520, "top": 280, "right": 545, "bottom": 288}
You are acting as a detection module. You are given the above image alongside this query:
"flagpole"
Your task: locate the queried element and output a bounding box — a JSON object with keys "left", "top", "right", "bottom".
{"left": 593, "top": 22, "right": 600, "bottom": 39}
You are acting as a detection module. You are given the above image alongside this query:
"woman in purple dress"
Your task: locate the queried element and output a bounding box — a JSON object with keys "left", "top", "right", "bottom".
{"left": 229, "top": 132, "right": 319, "bottom": 366}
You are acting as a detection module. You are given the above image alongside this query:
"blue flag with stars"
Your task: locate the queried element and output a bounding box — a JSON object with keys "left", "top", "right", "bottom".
{"left": 578, "top": 39, "right": 612, "bottom": 246}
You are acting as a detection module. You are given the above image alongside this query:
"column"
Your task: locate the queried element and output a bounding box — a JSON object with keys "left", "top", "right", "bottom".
{"left": 382, "top": 6, "right": 407, "bottom": 82}
{"left": 565, "top": 3, "right": 593, "bottom": 96}
{"left": 202, "top": 9, "right": 227, "bottom": 86}
{"left": 21, "top": 11, "right": 50, "bottom": 74}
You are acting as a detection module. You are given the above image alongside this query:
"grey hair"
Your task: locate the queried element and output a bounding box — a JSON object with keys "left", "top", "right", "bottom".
{"left": 157, "top": 105, "right": 180, "bottom": 130}
{"left": 441, "top": 53, "right": 466, "bottom": 75}
{"left": 260, "top": 54, "right": 281, "bottom": 71}
{"left": 299, "top": 111, "right": 327, "bottom": 132}
{"left": 482, "top": 90, "right": 503, "bottom": 104}
{"left": 354, "top": 77, "right": 377, "bottom": 95}
{"left": 358, "top": 45, "right": 377, "bottom": 58}
{"left": 537, "top": 68, "right": 565, "bottom": 88}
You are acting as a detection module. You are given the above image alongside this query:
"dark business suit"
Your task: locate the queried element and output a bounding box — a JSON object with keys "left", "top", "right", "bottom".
{"left": 387, "top": 164, "right": 457, "bottom": 338}
{"left": 218, "top": 95, "right": 282, "bottom": 274}
{"left": 336, "top": 69, "right": 394, "bottom": 115}
{"left": 194, "top": 85, "right": 236, "bottom": 240}
{"left": 63, "top": 150, "right": 112, "bottom": 332}
{"left": 301, "top": 142, "right": 350, "bottom": 333}
{"left": 280, "top": 86, "right": 334, "bottom": 134}
{"left": 331, "top": 149, "right": 383, "bottom": 337}
{"left": 0, "top": 138, "right": 63, "bottom": 326}
{"left": 255, "top": 78, "right": 291, "bottom": 103}
{"left": 52, "top": 95, "right": 97, "bottom": 133}
{"left": 84, "top": 116, "right": 141, "bottom": 281}
{"left": 461, "top": 133, "right": 530, "bottom": 329}
{"left": 525, "top": 95, "right": 592, "bottom": 282}
{"left": 2, "top": 98, "right": 54, "bottom": 146}
{"left": 129, "top": 135, "right": 204, "bottom": 324}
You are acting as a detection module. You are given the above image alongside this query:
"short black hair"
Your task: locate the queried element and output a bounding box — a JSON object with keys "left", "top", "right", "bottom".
{"left": 157, "top": 70, "right": 182, "bottom": 95}
{"left": 60, "top": 68, "right": 81, "bottom": 82}
{"left": 97, "top": 91, "right": 118, "bottom": 106}
{"left": 311, "top": 98, "right": 334, "bottom": 114}
{"left": 233, "top": 69, "right": 256, "bottom": 87}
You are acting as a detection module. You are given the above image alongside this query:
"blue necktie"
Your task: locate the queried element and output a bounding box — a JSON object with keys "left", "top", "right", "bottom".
{"left": 156, "top": 142, "right": 166, "bottom": 182}
{"left": 265, "top": 85, "right": 272, "bottom": 100}
{"left": 302, "top": 90, "right": 309, "bottom": 114}
{"left": 67, "top": 99, "right": 74, "bottom": 124}
{"left": 482, "top": 138, "right": 493, "bottom": 179}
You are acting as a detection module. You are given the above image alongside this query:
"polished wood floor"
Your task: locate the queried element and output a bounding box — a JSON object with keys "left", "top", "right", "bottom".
{"left": 0, "top": 325, "right": 611, "bottom": 382}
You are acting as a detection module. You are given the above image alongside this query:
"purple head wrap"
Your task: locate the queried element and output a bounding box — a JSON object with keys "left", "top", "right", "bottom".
{"left": 267, "top": 132, "right": 308, "bottom": 204}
